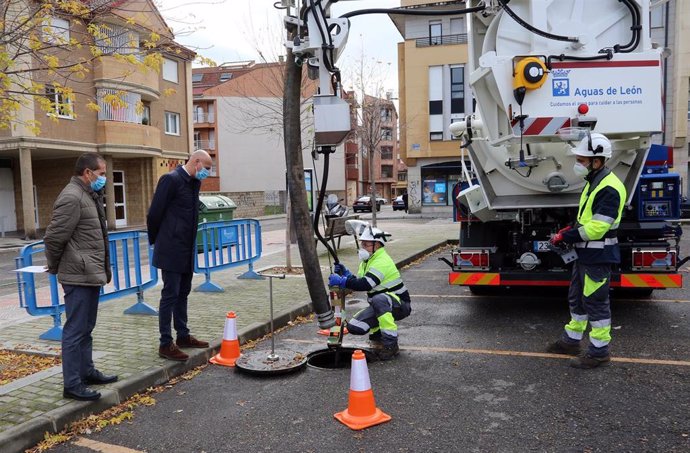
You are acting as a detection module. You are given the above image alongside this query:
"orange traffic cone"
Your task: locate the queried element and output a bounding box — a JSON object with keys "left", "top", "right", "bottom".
{"left": 210, "top": 311, "right": 240, "bottom": 367}
{"left": 334, "top": 349, "right": 391, "bottom": 430}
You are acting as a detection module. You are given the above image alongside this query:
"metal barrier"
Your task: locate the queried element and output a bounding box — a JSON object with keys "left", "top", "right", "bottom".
{"left": 194, "top": 219, "right": 264, "bottom": 292}
{"left": 14, "top": 230, "right": 158, "bottom": 341}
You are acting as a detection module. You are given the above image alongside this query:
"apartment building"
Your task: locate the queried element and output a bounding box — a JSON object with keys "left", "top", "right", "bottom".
{"left": 359, "top": 95, "right": 401, "bottom": 202}
{"left": 0, "top": 0, "right": 195, "bottom": 238}
{"left": 390, "top": 0, "right": 471, "bottom": 214}
{"left": 192, "top": 61, "right": 346, "bottom": 218}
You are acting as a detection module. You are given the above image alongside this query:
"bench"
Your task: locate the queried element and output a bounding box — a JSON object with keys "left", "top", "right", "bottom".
{"left": 316, "top": 215, "right": 360, "bottom": 250}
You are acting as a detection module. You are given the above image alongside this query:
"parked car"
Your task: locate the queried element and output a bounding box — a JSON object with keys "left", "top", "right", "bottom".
{"left": 392, "top": 195, "right": 406, "bottom": 211}
{"left": 352, "top": 196, "right": 382, "bottom": 213}
{"left": 377, "top": 197, "right": 388, "bottom": 204}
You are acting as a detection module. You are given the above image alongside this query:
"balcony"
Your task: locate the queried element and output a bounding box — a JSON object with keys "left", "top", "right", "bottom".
{"left": 97, "top": 121, "right": 161, "bottom": 150}
{"left": 93, "top": 56, "right": 160, "bottom": 100}
{"left": 193, "top": 111, "right": 215, "bottom": 124}
{"left": 416, "top": 33, "right": 468, "bottom": 48}
{"left": 346, "top": 164, "right": 359, "bottom": 180}
{"left": 194, "top": 140, "right": 216, "bottom": 150}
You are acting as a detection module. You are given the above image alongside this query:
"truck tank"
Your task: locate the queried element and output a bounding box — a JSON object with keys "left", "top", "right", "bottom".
{"left": 457, "top": 0, "right": 661, "bottom": 219}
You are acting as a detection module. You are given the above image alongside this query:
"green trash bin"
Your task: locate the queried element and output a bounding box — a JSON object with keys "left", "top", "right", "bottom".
{"left": 197, "top": 195, "right": 237, "bottom": 251}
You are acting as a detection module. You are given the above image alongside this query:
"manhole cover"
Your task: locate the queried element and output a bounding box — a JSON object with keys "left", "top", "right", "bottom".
{"left": 235, "top": 349, "right": 307, "bottom": 376}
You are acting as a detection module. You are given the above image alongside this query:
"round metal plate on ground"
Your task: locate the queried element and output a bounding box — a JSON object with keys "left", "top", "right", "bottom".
{"left": 307, "top": 347, "right": 376, "bottom": 370}
{"left": 235, "top": 349, "right": 308, "bottom": 376}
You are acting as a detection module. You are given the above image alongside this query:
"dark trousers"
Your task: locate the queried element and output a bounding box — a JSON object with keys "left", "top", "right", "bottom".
{"left": 159, "top": 270, "right": 193, "bottom": 347}
{"left": 61, "top": 285, "right": 100, "bottom": 389}
{"left": 564, "top": 261, "right": 612, "bottom": 356}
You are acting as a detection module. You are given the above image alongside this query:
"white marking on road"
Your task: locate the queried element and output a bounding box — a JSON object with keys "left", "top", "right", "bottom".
{"left": 72, "top": 437, "right": 144, "bottom": 453}
{"left": 286, "top": 339, "right": 690, "bottom": 367}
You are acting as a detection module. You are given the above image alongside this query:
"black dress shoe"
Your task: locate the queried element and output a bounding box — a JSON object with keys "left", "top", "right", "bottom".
{"left": 84, "top": 370, "right": 119, "bottom": 385}
{"left": 63, "top": 384, "right": 101, "bottom": 401}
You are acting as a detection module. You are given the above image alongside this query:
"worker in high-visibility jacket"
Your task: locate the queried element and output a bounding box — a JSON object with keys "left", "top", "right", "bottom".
{"left": 548, "top": 132, "right": 626, "bottom": 369}
{"left": 329, "top": 226, "right": 412, "bottom": 360}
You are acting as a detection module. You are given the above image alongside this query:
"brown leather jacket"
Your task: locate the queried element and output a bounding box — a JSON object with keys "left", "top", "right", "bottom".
{"left": 44, "top": 176, "right": 111, "bottom": 286}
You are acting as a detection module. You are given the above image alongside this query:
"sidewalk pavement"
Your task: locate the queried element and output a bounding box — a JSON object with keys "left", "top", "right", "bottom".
{"left": 0, "top": 217, "right": 458, "bottom": 453}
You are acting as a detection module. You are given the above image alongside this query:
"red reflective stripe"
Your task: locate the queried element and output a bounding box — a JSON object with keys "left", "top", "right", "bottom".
{"left": 551, "top": 60, "right": 659, "bottom": 69}
{"left": 523, "top": 117, "right": 552, "bottom": 135}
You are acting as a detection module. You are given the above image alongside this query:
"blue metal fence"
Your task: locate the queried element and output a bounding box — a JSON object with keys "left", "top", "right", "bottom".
{"left": 194, "top": 219, "right": 264, "bottom": 292}
{"left": 14, "top": 230, "right": 158, "bottom": 341}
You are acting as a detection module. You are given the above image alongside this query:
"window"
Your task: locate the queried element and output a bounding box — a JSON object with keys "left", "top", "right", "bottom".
{"left": 45, "top": 85, "right": 73, "bottom": 119}
{"left": 142, "top": 103, "right": 150, "bottom": 125}
{"left": 219, "top": 73, "right": 233, "bottom": 82}
{"left": 650, "top": 6, "right": 664, "bottom": 29}
{"left": 450, "top": 65, "right": 465, "bottom": 114}
{"left": 429, "top": 21, "right": 442, "bottom": 45}
{"left": 381, "top": 128, "right": 393, "bottom": 141}
{"left": 192, "top": 73, "right": 203, "bottom": 83}
{"left": 163, "top": 58, "right": 179, "bottom": 83}
{"left": 380, "top": 108, "right": 392, "bottom": 122}
{"left": 94, "top": 24, "right": 139, "bottom": 57}
{"left": 423, "top": 177, "right": 447, "bottom": 205}
{"left": 97, "top": 89, "right": 141, "bottom": 123}
{"left": 164, "top": 111, "right": 180, "bottom": 135}
{"left": 44, "top": 17, "right": 70, "bottom": 44}
{"left": 381, "top": 165, "right": 393, "bottom": 179}
{"left": 429, "top": 66, "right": 444, "bottom": 140}
{"left": 380, "top": 146, "right": 393, "bottom": 160}
{"left": 398, "top": 171, "right": 408, "bottom": 182}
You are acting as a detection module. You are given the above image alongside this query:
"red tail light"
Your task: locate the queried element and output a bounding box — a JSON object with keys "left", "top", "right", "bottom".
{"left": 453, "top": 250, "right": 490, "bottom": 269}
{"left": 632, "top": 249, "right": 676, "bottom": 271}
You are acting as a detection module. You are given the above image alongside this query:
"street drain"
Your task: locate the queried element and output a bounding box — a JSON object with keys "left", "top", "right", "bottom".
{"left": 307, "top": 347, "right": 375, "bottom": 370}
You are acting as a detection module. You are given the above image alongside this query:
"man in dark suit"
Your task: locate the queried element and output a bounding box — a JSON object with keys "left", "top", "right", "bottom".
{"left": 147, "top": 150, "right": 213, "bottom": 361}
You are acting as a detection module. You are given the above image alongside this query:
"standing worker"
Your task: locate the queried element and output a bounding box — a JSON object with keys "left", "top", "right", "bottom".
{"left": 44, "top": 153, "right": 118, "bottom": 401}
{"left": 548, "top": 132, "right": 626, "bottom": 369}
{"left": 328, "top": 226, "right": 412, "bottom": 360}
{"left": 147, "top": 150, "right": 213, "bottom": 361}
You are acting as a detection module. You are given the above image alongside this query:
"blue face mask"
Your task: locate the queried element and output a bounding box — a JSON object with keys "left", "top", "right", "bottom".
{"left": 196, "top": 166, "right": 210, "bottom": 181}
{"left": 91, "top": 175, "right": 106, "bottom": 192}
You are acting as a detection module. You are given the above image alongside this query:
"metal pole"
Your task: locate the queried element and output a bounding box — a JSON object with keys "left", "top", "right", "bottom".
{"left": 265, "top": 274, "right": 286, "bottom": 362}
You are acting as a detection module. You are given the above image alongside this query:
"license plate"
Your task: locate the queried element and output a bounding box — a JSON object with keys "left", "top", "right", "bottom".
{"left": 534, "top": 241, "right": 551, "bottom": 252}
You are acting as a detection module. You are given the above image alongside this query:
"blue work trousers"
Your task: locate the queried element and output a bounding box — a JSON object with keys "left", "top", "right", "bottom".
{"left": 159, "top": 271, "right": 193, "bottom": 347}
{"left": 61, "top": 285, "right": 100, "bottom": 389}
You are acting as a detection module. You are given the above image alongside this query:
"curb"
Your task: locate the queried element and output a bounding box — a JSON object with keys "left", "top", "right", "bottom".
{"left": 0, "top": 242, "right": 449, "bottom": 453}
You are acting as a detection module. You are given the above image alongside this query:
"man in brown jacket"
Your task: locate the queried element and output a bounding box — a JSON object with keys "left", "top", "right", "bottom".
{"left": 44, "top": 153, "right": 118, "bottom": 401}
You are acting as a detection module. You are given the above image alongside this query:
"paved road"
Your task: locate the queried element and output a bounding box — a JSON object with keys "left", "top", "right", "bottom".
{"left": 45, "top": 248, "right": 690, "bottom": 453}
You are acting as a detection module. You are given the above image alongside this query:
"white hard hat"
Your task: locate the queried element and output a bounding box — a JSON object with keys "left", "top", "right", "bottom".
{"left": 359, "top": 226, "right": 390, "bottom": 245}
{"left": 571, "top": 132, "right": 612, "bottom": 159}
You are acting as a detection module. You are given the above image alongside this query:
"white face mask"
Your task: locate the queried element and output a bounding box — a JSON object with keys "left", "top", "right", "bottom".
{"left": 573, "top": 162, "right": 590, "bottom": 178}
{"left": 358, "top": 248, "right": 371, "bottom": 261}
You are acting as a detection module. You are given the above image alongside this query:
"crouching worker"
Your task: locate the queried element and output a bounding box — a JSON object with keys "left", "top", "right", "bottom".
{"left": 328, "top": 227, "right": 412, "bottom": 360}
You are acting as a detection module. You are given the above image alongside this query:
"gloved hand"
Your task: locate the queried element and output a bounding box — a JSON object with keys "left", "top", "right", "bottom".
{"left": 334, "top": 263, "right": 351, "bottom": 277}
{"left": 550, "top": 226, "right": 571, "bottom": 245}
{"left": 328, "top": 274, "right": 348, "bottom": 288}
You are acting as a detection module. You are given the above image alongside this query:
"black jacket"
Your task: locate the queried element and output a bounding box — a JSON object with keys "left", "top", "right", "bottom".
{"left": 147, "top": 166, "right": 200, "bottom": 273}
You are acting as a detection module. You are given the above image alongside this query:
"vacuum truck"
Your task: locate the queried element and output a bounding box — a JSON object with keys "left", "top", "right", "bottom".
{"left": 444, "top": 0, "right": 685, "bottom": 295}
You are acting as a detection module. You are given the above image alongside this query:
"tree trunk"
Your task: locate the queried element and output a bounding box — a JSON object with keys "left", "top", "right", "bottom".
{"left": 283, "top": 48, "right": 334, "bottom": 328}
{"left": 369, "top": 147, "right": 377, "bottom": 227}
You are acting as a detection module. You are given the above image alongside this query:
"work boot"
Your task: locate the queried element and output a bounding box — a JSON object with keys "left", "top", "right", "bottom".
{"left": 368, "top": 332, "right": 384, "bottom": 349}
{"left": 546, "top": 339, "right": 581, "bottom": 356}
{"left": 570, "top": 353, "right": 611, "bottom": 369}
{"left": 375, "top": 344, "right": 399, "bottom": 361}
{"left": 159, "top": 343, "right": 189, "bottom": 361}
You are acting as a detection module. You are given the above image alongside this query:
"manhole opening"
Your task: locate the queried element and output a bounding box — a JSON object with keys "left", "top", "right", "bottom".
{"left": 307, "top": 347, "right": 375, "bottom": 370}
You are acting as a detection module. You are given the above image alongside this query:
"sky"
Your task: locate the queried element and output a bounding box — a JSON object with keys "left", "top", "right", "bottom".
{"left": 158, "top": 0, "right": 402, "bottom": 95}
